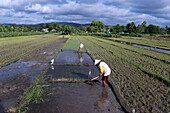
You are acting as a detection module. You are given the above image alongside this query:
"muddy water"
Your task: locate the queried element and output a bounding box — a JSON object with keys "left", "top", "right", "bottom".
{"left": 26, "top": 50, "right": 124, "bottom": 113}
{"left": 46, "top": 65, "right": 100, "bottom": 80}
{"left": 28, "top": 83, "right": 124, "bottom": 113}
{"left": 115, "top": 40, "right": 170, "bottom": 54}
{"left": 132, "top": 43, "right": 170, "bottom": 54}
{"left": 0, "top": 38, "right": 68, "bottom": 112}
{"left": 54, "top": 50, "right": 93, "bottom": 65}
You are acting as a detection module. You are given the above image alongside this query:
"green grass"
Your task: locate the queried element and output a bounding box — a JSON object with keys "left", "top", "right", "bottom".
{"left": 107, "top": 37, "right": 170, "bottom": 49}
{"left": 0, "top": 35, "right": 60, "bottom": 68}
{"left": 0, "top": 32, "right": 55, "bottom": 38}
{"left": 62, "top": 36, "right": 86, "bottom": 52}
{"left": 84, "top": 36, "right": 170, "bottom": 82}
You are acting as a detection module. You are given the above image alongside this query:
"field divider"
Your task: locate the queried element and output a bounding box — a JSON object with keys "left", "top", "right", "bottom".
{"left": 94, "top": 36, "right": 170, "bottom": 64}
{"left": 84, "top": 37, "right": 170, "bottom": 86}
{"left": 49, "top": 38, "right": 69, "bottom": 62}
{"left": 106, "top": 37, "right": 170, "bottom": 50}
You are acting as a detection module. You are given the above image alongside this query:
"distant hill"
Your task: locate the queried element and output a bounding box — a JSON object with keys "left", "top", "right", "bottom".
{"left": 1, "top": 22, "right": 112, "bottom": 28}
{"left": 1, "top": 22, "right": 91, "bottom": 27}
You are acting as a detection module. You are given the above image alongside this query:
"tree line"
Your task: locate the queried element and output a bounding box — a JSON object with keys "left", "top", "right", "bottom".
{"left": 0, "top": 21, "right": 169, "bottom": 35}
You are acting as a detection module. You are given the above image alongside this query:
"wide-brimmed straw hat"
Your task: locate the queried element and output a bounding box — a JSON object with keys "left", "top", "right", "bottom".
{"left": 94, "top": 59, "right": 101, "bottom": 65}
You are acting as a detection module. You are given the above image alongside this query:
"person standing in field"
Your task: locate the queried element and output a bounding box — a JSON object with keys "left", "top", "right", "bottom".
{"left": 94, "top": 59, "right": 111, "bottom": 88}
{"left": 78, "top": 42, "right": 84, "bottom": 55}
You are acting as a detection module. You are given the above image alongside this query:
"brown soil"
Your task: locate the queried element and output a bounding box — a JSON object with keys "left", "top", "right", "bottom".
{"left": 0, "top": 38, "right": 68, "bottom": 112}
{"left": 21, "top": 38, "right": 68, "bottom": 61}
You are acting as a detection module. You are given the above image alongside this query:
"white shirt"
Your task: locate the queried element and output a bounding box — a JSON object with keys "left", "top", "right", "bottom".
{"left": 80, "top": 43, "right": 84, "bottom": 49}
{"left": 99, "top": 62, "right": 111, "bottom": 76}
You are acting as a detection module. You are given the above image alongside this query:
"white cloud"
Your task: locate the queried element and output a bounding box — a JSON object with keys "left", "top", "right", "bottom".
{"left": 0, "top": 0, "right": 11, "bottom": 8}
{"left": 13, "top": 12, "right": 27, "bottom": 17}
{"left": 0, "top": 0, "right": 169, "bottom": 26}
{"left": 25, "top": 4, "right": 42, "bottom": 12}
{"left": 0, "top": 9, "right": 11, "bottom": 16}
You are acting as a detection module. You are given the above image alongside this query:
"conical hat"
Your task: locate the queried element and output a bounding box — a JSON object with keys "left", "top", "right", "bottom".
{"left": 94, "top": 59, "right": 101, "bottom": 65}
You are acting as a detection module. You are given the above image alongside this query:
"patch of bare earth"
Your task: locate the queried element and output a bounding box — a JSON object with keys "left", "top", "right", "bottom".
{"left": 0, "top": 38, "right": 68, "bottom": 112}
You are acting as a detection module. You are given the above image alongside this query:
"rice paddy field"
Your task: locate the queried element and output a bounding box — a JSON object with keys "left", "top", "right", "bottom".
{"left": 0, "top": 34, "right": 169, "bottom": 113}
{"left": 0, "top": 34, "right": 60, "bottom": 68}
{"left": 64, "top": 35, "right": 170, "bottom": 113}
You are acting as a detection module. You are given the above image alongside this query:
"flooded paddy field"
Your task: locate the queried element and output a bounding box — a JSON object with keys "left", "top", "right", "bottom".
{"left": 3, "top": 35, "right": 168, "bottom": 112}
{"left": 25, "top": 50, "right": 125, "bottom": 113}
{"left": 54, "top": 50, "right": 93, "bottom": 65}
{"left": 0, "top": 38, "right": 68, "bottom": 112}
{"left": 27, "top": 83, "right": 124, "bottom": 113}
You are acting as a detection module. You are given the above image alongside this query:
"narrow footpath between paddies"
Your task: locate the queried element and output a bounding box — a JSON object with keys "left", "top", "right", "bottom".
{"left": 0, "top": 38, "right": 68, "bottom": 113}
{"left": 26, "top": 50, "right": 125, "bottom": 113}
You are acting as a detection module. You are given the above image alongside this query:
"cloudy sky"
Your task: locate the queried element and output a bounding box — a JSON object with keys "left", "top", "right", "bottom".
{"left": 0, "top": 0, "right": 170, "bottom": 27}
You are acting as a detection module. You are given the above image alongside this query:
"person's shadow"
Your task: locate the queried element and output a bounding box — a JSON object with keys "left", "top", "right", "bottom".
{"left": 94, "top": 88, "right": 108, "bottom": 110}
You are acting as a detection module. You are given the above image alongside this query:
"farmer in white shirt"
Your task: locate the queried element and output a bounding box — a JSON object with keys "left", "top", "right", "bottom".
{"left": 78, "top": 42, "right": 84, "bottom": 54}
{"left": 93, "top": 59, "right": 111, "bottom": 88}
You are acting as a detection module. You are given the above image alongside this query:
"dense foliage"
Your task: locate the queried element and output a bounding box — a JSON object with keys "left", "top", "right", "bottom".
{"left": 0, "top": 20, "right": 169, "bottom": 37}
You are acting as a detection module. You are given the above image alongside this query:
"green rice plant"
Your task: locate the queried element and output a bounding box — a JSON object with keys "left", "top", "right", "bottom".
{"left": 0, "top": 36, "right": 60, "bottom": 68}
{"left": 78, "top": 35, "right": 169, "bottom": 113}
{"left": 63, "top": 36, "right": 86, "bottom": 52}
{"left": 107, "top": 37, "right": 170, "bottom": 49}
{"left": 84, "top": 36, "right": 170, "bottom": 81}
{"left": 0, "top": 32, "right": 55, "bottom": 38}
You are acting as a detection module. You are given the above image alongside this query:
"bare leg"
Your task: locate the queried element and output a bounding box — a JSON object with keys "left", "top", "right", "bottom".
{"left": 103, "top": 81, "right": 106, "bottom": 88}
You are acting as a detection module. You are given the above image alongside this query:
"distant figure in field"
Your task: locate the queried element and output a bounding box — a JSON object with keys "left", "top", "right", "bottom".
{"left": 78, "top": 42, "right": 84, "bottom": 55}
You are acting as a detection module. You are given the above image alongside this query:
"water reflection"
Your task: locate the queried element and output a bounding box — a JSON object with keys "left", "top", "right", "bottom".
{"left": 115, "top": 40, "right": 170, "bottom": 54}
{"left": 132, "top": 44, "right": 170, "bottom": 54}
{"left": 78, "top": 53, "right": 83, "bottom": 65}
{"left": 94, "top": 88, "right": 109, "bottom": 110}
{"left": 51, "top": 65, "right": 54, "bottom": 70}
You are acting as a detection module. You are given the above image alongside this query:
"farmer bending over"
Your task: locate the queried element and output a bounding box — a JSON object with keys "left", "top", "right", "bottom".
{"left": 94, "top": 59, "right": 111, "bottom": 88}
{"left": 78, "top": 42, "right": 84, "bottom": 54}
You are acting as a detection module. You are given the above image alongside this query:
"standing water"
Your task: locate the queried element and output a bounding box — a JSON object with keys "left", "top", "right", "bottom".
{"left": 0, "top": 38, "right": 68, "bottom": 112}
{"left": 117, "top": 40, "right": 170, "bottom": 54}
{"left": 26, "top": 50, "right": 125, "bottom": 113}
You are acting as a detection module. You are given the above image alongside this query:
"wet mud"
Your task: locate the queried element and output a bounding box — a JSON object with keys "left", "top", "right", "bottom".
{"left": 27, "top": 83, "right": 124, "bottom": 113}
{"left": 46, "top": 65, "right": 100, "bottom": 80}
{"left": 26, "top": 51, "right": 125, "bottom": 113}
{"left": 0, "top": 38, "right": 68, "bottom": 112}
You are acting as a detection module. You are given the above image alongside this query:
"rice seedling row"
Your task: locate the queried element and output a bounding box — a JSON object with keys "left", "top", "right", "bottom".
{"left": 63, "top": 36, "right": 86, "bottom": 52}
{"left": 0, "top": 36, "right": 41, "bottom": 47}
{"left": 78, "top": 36, "right": 169, "bottom": 113}
{"left": 107, "top": 37, "right": 170, "bottom": 49}
{"left": 0, "top": 37, "right": 59, "bottom": 68}
{"left": 84, "top": 36, "right": 170, "bottom": 80}
{"left": 97, "top": 37, "right": 170, "bottom": 62}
